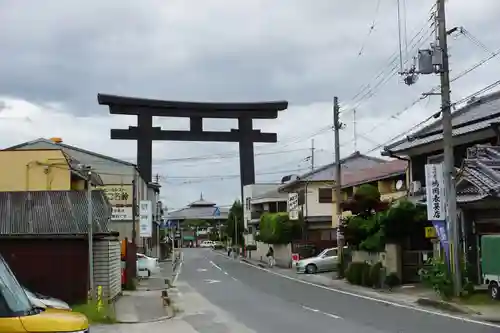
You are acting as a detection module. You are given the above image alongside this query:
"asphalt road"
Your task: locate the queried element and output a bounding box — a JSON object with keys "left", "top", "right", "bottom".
{"left": 178, "top": 248, "right": 499, "bottom": 333}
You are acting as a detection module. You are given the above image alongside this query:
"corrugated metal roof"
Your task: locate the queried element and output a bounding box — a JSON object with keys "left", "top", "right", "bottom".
{"left": 0, "top": 190, "right": 110, "bottom": 235}
{"left": 384, "top": 90, "right": 500, "bottom": 154}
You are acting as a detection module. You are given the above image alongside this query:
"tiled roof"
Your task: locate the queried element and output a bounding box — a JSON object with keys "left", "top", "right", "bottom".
{"left": 457, "top": 145, "right": 500, "bottom": 196}
{"left": 252, "top": 187, "right": 287, "bottom": 201}
{"left": 166, "top": 206, "right": 229, "bottom": 220}
{"left": 279, "top": 151, "right": 386, "bottom": 191}
{"left": 341, "top": 160, "right": 407, "bottom": 188}
{"left": 412, "top": 145, "right": 500, "bottom": 205}
{"left": 0, "top": 190, "right": 111, "bottom": 235}
{"left": 383, "top": 90, "right": 500, "bottom": 154}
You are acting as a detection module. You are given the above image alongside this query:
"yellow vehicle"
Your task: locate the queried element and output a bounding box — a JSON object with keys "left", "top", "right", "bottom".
{"left": 0, "top": 255, "right": 89, "bottom": 333}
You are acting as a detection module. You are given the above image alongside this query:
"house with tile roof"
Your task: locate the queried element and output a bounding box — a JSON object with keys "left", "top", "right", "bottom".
{"left": 278, "top": 151, "right": 386, "bottom": 244}
{"left": 382, "top": 90, "right": 500, "bottom": 284}
{"left": 242, "top": 183, "right": 288, "bottom": 246}
{"left": 165, "top": 194, "right": 229, "bottom": 246}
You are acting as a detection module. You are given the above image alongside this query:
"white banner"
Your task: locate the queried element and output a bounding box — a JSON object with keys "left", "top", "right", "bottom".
{"left": 425, "top": 163, "right": 446, "bottom": 221}
{"left": 111, "top": 206, "right": 132, "bottom": 221}
{"left": 288, "top": 193, "right": 299, "bottom": 211}
{"left": 139, "top": 200, "right": 153, "bottom": 238}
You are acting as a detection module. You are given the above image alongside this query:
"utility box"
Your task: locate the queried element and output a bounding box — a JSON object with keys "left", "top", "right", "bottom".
{"left": 481, "top": 235, "right": 500, "bottom": 300}
{"left": 418, "top": 49, "right": 434, "bottom": 74}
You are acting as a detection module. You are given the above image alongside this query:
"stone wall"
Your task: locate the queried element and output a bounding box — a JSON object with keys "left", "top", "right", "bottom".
{"left": 351, "top": 243, "right": 402, "bottom": 280}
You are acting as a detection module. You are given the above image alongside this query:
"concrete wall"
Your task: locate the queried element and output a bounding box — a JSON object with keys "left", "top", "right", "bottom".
{"left": 0, "top": 149, "right": 73, "bottom": 191}
{"left": 254, "top": 241, "right": 292, "bottom": 268}
{"left": 351, "top": 243, "right": 402, "bottom": 280}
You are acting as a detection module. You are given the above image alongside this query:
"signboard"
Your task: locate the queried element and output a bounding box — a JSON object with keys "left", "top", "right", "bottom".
{"left": 98, "top": 185, "right": 133, "bottom": 205}
{"left": 288, "top": 193, "right": 299, "bottom": 211}
{"left": 425, "top": 226, "right": 437, "bottom": 238}
{"left": 424, "top": 163, "right": 446, "bottom": 221}
{"left": 288, "top": 193, "right": 299, "bottom": 220}
{"left": 111, "top": 206, "right": 133, "bottom": 221}
{"left": 291, "top": 253, "right": 300, "bottom": 265}
{"left": 139, "top": 200, "right": 152, "bottom": 238}
{"left": 289, "top": 210, "right": 299, "bottom": 220}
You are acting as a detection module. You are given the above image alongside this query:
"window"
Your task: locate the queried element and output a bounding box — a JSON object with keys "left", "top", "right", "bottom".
{"left": 318, "top": 188, "right": 332, "bottom": 203}
{"left": 245, "top": 197, "right": 251, "bottom": 210}
{"left": 323, "top": 249, "right": 338, "bottom": 257}
{"left": 427, "top": 153, "right": 444, "bottom": 164}
{"left": 343, "top": 187, "right": 354, "bottom": 199}
{"left": 0, "top": 256, "right": 32, "bottom": 315}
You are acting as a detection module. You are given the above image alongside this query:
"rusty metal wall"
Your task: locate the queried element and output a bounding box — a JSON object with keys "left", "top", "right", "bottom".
{"left": 0, "top": 238, "right": 88, "bottom": 305}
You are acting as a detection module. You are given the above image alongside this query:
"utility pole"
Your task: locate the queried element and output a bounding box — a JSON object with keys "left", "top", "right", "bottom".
{"left": 131, "top": 176, "right": 137, "bottom": 248}
{"left": 333, "top": 97, "right": 344, "bottom": 258}
{"left": 311, "top": 139, "right": 315, "bottom": 171}
{"left": 353, "top": 109, "right": 358, "bottom": 152}
{"left": 86, "top": 167, "right": 94, "bottom": 299}
{"left": 437, "top": 0, "right": 461, "bottom": 296}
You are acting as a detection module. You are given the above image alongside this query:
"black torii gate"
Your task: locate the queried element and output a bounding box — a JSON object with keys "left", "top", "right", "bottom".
{"left": 97, "top": 94, "right": 288, "bottom": 195}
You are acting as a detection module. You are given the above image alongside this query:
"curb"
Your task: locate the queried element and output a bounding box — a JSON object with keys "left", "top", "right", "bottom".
{"left": 115, "top": 313, "right": 173, "bottom": 324}
{"left": 415, "top": 298, "right": 476, "bottom": 315}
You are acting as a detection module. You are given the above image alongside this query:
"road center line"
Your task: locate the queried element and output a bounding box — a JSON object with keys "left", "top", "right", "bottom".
{"left": 210, "top": 251, "right": 500, "bottom": 329}
{"left": 302, "top": 305, "right": 341, "bottom": 319}
{"left": 209, "top": 260, "right": 223, "bottom": 271}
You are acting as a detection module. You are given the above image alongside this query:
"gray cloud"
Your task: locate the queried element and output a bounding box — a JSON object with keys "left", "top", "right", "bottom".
{"left": 1, "top": 0, "right": 500, "bottom": 208}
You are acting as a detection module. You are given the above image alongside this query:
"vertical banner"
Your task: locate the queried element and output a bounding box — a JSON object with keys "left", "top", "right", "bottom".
{"left": 424, "top": 163, "right": 446, "bottom": 221}
{"left": 139, "top": 200, "right": 152, "bottom": 238}
{"left": 425, "top": 163, "right": 449, "bottom": 261}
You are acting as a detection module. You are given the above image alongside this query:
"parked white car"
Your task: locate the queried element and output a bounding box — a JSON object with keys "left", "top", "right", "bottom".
{"left": 295, "top": 247, "right": 347, "bottom": 274}
{"left": 137, "top": 253, "right": 160, "bottom": 277}
{"left": 200, "top": 240, "right": 215, "bottom": 248}
{"left": 23, "top": 287, "right": 71, "bottom": 311}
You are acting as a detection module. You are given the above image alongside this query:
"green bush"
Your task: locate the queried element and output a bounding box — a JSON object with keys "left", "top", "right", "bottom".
{"left": 346, "top": 262, "right": 365, "bottom": 285}
{"left": 258, "top": 213, "right": 302, "bottom": 244}
{"left": 385, "top": 272, "right": 401, "bottom": 289}
{"left": 361, "top": 262, "right": 372, "bottom": 287}
{"left": 369, "top": 262, "right": 384, "bottom": 288}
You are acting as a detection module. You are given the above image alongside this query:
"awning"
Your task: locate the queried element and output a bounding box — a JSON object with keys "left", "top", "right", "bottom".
{"left": 183, "top": 235, "right": 195, "bottom": 241}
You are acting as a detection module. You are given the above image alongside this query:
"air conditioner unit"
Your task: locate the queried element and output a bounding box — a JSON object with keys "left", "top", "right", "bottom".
{"left": 409, "top": 181, "right": 422, "bottom": 195}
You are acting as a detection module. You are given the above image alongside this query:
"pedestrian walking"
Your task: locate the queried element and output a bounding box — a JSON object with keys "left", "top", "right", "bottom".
{"left": 266, "top": 246, "right": 275, "bottom": 268}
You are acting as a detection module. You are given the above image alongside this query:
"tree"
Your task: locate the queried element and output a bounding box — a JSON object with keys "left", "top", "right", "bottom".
{"left": 226, "top": 200, "right": 244, "bottom": 246}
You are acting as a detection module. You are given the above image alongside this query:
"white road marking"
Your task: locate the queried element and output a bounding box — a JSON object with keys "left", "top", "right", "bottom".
{"left": 173, "top": 260, "right": 183, "bottom": 284}
{"left": 197, "top": 268, "right": 208, "bottom": 272}
{"left": 204, "top": 279, "right": 221, "bottom": 284}
{"left": 210, "top": 260, "right": 223, "bottom": 271}
{"left": 302, "top": 305, "right": 319, "bottom": 312}
{"left": 231, "top": 276, "right": 238, "bottom": 281}
{"left": 224, "top": 271, "right": 228, "bottom": 275}
{"left": 210, "top": 251, "right": 500, "bottom": 329}
{"left": 302, "top": 305, "right": 341, "bottom": 319}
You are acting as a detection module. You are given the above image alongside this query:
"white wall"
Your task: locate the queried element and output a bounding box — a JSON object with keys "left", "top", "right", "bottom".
{"left": 302, "top": 183, "right": 333, "bottom": 217}
{"left": 243, "top": 184, "right": 280, "bottom": 229}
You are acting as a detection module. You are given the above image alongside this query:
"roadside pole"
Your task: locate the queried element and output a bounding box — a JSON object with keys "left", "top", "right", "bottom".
{"left": 437, "top": 0, "right": 461, "bottom": 296}
{"left": 86, "top": 168, "right": 94, "bottom": 299}
{"left": 333, "top": 97, "right": 344, "bottom": 260}
{"left": 132, "top": 177, "right": 137, "bottom": 248}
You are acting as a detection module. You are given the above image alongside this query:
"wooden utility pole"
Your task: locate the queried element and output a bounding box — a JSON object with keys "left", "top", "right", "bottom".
{"left": 333, "top": 97, "right": 344, "bottom": 254}
{"left": 437, "top": 0, "right": 461, "bottom": 296}
{"left": 311, "top": 139, "right": 315, "bottom": 171}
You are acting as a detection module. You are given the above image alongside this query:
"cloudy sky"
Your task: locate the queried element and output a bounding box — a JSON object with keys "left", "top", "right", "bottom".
{"left": 1, "top": 0, "right": 500, "bottom": 210}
